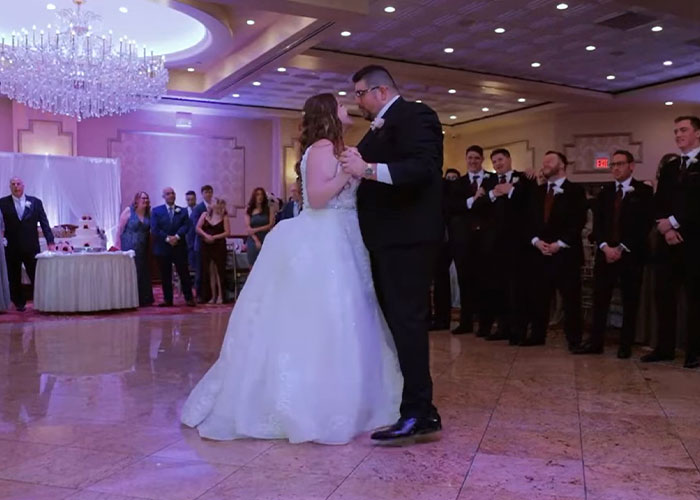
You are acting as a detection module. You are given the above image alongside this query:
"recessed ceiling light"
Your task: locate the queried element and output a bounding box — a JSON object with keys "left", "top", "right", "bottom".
{"left": 518, "top": 98, "right": 527, "bottom": 103}
{"left": 665, "top": 101, "right": 674, "bottom": 106}
{"left": 531, "top": 62, "right": 541, "bottom": 68}
{"left": 252, "top": 81, "right": 261, "bottom": 86}
{"left": 232, "top": 93, "right": 240, "bottom": 98}
{"left": 556, "top": 3, "right": 569, "bottom": 10}
{"left": 651, "top": 26, "right": 663, "bottom": 32}
{"left": 586, "top": 45, "right": 596, "bottom": 51}
{"left": 416, "top": 100, "right": 422, "bottom": 103}
{"left": 384, "top": 6, "right": 396, "bottom": 13}
{"left": 338, "top": 91, "right": 347, "bottom": 96}
{"left": 448, "top": 89, "right": 456, "bottom": 94}
{"left": 46, "top": 3, "right": 56, "bottom": 10}
{"left": 119, "top": 6, "right": 128, "bottom": 14}
{"left": 482, "top": 107, "right": 490, "bottom": 112}
{"left": 341, "top": 31, "right": 352, "bottom": 37}
{"left": 494, "top": 27, "right": 506, "bottom": 34}
{"left": 277, "top": 67, "right": 286, "bottom": 72}
{"left": 663, "top": 60, "right": 673, "bottom": 66}
{"left": 444, "top": 47, "right": 454, "bottom": 53}
{"left": 246, "top": 19, "right": 255, "bottom": 26}
{"left": 606, "top": 74, "right": 616, "bottom": 80}
{"left": 450, "top": 115, "right": 457, "bottom": 120}
{"left": 187, "top": 67, "right": 195, "bottom": 72}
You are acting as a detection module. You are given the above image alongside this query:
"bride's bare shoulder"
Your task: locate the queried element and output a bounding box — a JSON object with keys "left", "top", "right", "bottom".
{"left": 310, "top": 139, "right": 333, "bottom": 149}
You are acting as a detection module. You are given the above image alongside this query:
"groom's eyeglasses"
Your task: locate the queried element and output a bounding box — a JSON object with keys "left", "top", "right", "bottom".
{"left": 355, "top": 86, "right": 380, "bottom": 98}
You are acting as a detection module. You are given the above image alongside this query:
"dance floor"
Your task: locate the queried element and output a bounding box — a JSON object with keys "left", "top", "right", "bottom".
{"left": 0, "top": 309, "right": 699, "bottom": 500}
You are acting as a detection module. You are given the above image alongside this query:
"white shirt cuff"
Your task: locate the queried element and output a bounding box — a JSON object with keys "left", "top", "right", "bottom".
{"left": 599, "top": 242, "right": 608, "bottom": 250}
{"left": 669, "top": 216, "right": 680, "bottom": 229}
{"left": 557, "top": 240, "right": 569, "bottom": 248}
{"left": 488, "top": 190, "right": 496, "bottom": 202}
{"left": 531, "top": 237, "right": 540, "bottom": 246}
{"left": 466, "top": 197, "right": 475, "bottom": 210}
{"left": 621, "top": 243, "right": 630, "bottom": 253}
{"left": 375, "top": 163, "right": 393, "bottom": 185}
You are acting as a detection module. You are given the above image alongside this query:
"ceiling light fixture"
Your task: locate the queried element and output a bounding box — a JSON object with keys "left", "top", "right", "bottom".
{"left": 494, "top": 27, "right": 506, "bottom": 34}
{"left": 482, "top": 107, "right": 490, "bottom": 112}
{"left": 338, "top": 91, "right": 347, "bottom": 96}
{"left": 232, "top": 93, "right": 240, "bottom": 98}
{"left": 384, "top": 6, "right": 396, "bottom": 13}
{"left": 252, "top": 81, "right": 261, "bottom": 86}
{"left": 277, "top": 67, "right": 286, "bottom": 72}
{"left": 46, "top": 3, "right": 56, "bottom": 10}
{"left": 448, "top": 89, "right": 456, "bottom": 94}
{"left": 416, "top": 100, "right": 422, "bottom": 103}
{"left": 606, "top": 74, "right": 616, "bottom": 80}
{"left": 651, "top": 25, "right": 663, "bottom": 32}
{"left": 444, "top": 47, "right": 454, "bottom": 53}
{"left": 586, "top": 45, "right": 596, "bottom": 51}
{"left": 341, "top": 30, "right": 352, "bottom": 37}
{"left": 246, "top": 19, "right": 255, "bottom": 25}
{"left": 556, "top": 3, "right": 569, "bottom": 10}
{"left": 531, "top": 62, "right": 541, "bottom": 68}
{"left": 119, "top": 6, "right": 128, "bottom": 14}
{"left": 187, "top": 67, "right": 195, "bottom": 72}
{"left": 663, "top": 60, "right": 673, "bottom": 66}
{"left": 450, "top": 115, "right": 457, "bottom": 120}
{"left": 518, "top": 98, "right": 527, "bottom": 103}
{"left": 665, "top": 101, "right": 674, "bottom": 106}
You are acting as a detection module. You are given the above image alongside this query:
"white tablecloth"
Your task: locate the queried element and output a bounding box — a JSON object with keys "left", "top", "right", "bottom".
{"left": 34, "top": 251, "right": 139, "bottom": 312}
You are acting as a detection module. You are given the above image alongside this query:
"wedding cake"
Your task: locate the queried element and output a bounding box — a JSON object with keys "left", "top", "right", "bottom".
{"left": 70, "top": 216, "right": 106, "bottom": 250}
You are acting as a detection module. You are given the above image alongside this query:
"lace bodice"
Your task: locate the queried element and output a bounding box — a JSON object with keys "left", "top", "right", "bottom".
{"left": 300, "top": 146, "right": 359, "bottom": 211}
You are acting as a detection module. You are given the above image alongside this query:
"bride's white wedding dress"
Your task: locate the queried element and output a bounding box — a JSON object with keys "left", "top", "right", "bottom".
{"left": 181, "top": 145, "right": 403, "bottom": 444}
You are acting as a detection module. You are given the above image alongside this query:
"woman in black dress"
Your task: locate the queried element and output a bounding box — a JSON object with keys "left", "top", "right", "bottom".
{"left": 196, "top": 198, "right": 230, "bottom": 304}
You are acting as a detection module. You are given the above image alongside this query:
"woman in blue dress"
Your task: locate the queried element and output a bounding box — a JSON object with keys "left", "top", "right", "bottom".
{"left": 244, "top": 188, "right": 276, "bottom": 267}
{"left": 117, "top": 191, "right": 154, "bottom": 306}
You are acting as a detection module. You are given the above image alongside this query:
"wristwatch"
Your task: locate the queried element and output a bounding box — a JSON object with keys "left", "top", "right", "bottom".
{"left": 364, "top": 163, "right": 375, "bottom": 177}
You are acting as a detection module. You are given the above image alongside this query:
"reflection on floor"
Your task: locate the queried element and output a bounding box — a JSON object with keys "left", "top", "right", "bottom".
{"left": 0, "top": 311, "right": 699, "bottom": 500}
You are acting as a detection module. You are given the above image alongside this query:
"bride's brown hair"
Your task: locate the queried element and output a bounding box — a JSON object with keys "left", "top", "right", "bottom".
{"left": 299, "top": 93, "right": 345, "bottom": 157}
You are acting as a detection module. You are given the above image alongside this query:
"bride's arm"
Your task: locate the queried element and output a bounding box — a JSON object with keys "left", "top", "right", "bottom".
{"left": 305, "top": 140, "right": 351, "bottom": 209}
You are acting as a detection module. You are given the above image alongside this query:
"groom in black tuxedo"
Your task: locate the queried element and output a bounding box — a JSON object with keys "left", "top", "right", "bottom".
{"left": 340, "top": 65, "right": 443, "bottom": 443}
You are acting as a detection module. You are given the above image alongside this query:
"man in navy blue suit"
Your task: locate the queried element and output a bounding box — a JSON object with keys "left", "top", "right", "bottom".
{"left": 151, "top": 187, "right": 195, "bottom": 307}
{"left": 0, "top": 177, "right": 55, "bottom": 311}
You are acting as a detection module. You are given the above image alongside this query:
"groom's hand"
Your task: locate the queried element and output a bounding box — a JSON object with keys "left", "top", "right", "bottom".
{"left": 340, "top": 148, "right": 369, "bottom": 178}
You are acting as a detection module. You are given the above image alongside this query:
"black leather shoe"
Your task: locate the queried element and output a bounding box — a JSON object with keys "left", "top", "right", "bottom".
{"left": 186, "top": 299, "right": 197, "bottom": 307}
{"left": 485, "top": 332, "right": 509, "bottom": 341}
{"left": 451, "top": 324, "right": 472, "bottom": 335}
{"left": 430, "top": 322, "right": 450, "bottom": 331}
{"left": 617, "top": 345, "right": 632, "bottom": 359}
{"left": 16, "top": 305, "right": 26, "bottom": 312}
{"left": 158, "top": 302, "right": 173, "bottom": 308}
{"left": 519, "top": 338, "right": 545, "bottom": 347}
{"left": 573, "top": 343, "right": 604, "bottom": 355}
{"left": 371, "top": 414, "right": 442, "bottom": 443}
{"left": 684, "top": 356, "right": 700, "bottom": 369}
{"left": 640, "top": 351, "right": 675, "bottom": 363}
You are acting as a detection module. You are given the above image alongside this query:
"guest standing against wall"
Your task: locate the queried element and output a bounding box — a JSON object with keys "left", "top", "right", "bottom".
{"left": 151, "top": 187, "right": 196, "bottom": 307}
{"left": 245, "top": 187, "right": 276, "bottom": 267}
{"left": 117, "top": 191, "right": 155, "bottom": 307}
{"left": 0, "top": 177, "right": 55, "bottom": 312}
{"left": 196, "top": 198, "right": 230, "bottom": 304}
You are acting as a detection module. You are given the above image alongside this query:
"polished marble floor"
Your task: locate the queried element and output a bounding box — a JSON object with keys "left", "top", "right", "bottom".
{"left": 0, "top": 310, "right": 699, "bottom": 500}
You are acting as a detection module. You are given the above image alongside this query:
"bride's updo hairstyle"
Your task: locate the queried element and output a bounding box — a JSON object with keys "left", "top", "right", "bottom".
{"left": 299, "top": 93, "right": 345, "bottom": 158}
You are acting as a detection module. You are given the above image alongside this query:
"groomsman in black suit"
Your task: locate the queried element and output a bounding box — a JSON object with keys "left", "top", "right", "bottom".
{"left": 430, "top": 168, "right": 461, "bottom": 330}
{"left": 523, "top": 151, "right": 587, "bottom": 350}
{"left": 480, "top": 148, "right": 535, "bottom": 344}
{"left": 449, "top": 145, "right": 494, "bottom": 336}
{"left": 0, "top": 177, "right": 55, "bottom": 311}
{"left": 575, "top": 150, "right": 653, "bottom": 358}
{"left": 643, "top": 116, "right": 700, "bottom": 368}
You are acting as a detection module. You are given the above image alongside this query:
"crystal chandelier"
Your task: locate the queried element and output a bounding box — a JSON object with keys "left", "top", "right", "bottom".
{"left": 0, "top": 0, "right": 169, "bottom": 120}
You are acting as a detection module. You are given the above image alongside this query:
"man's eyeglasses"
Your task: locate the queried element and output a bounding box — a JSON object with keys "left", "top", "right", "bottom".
{"left": 354, "top": 86, "right": 380, "bottom": 98}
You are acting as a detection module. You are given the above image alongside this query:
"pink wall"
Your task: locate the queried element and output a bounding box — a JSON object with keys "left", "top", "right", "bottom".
{"left": 0, "top": 98, "right": 13, "bottom": 152}
{"left": 77, "top": 108, "right": 276, "bottom": 234}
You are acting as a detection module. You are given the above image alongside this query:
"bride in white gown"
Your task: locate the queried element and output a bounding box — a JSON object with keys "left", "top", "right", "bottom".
{"left": 181, "top": 93, "right": 403, "bottom": 445}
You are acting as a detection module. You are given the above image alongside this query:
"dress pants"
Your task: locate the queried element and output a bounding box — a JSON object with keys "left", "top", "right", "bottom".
{"left": 157, "top": 250, "right": 193, "bottom": 303}
{"left": 653, "top": 236, "right": 686, "bottom": 356}
{"left": 589, "top": 251, "right": 644, "bottom": 350}
{"left": 6, "top": 249, "right": 36, "bottom": 308}
{"left": 529, "top": 250, "right": 583, "bottom": 346}
{"left": 453, "top": 228, "right": 482, "bottom": 329}
{"left": 370, "top": 242, "right": 438, "bottom": 419}
{"left": 430, "top": 241, "right": 452, "bottom": 326}
{"left": 684, "top": 240, "right": 700, "bottom": 360}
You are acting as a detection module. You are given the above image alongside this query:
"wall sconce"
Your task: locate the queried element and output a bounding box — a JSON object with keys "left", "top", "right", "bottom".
{"left": 175, "top": 112, "right": 193, "bottom": 129}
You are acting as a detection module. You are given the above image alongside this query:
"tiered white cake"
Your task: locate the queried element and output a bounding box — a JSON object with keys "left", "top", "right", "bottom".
{"left": 71, "top": 216, "right": 106, "bottom": 250}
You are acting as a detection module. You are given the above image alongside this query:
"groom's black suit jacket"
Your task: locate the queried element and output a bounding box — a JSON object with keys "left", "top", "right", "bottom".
{"left": 356, "top": 97, "right": 444, "bottom": 250}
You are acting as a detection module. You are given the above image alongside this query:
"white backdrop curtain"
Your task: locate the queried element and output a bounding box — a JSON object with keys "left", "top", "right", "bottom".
{"left": 0, "top": 152, "right": 121, "bottom": 246}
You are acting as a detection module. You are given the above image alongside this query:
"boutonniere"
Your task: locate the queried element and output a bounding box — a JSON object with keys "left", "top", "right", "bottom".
{"left": 512, "top": 177, "right": 520, "bottom": 184}
{"left": 174, "top": 207, "right": 181, "bottom": 213}
{"left": 24, "top": 200, "right": 31, "bottom": 208}
{"left": 622, "top": 185, "right": 635, "bottom": 194}
{"left": 370, "top": 117, "right": 385, "bottom": 131}
{"left": 484, "top": 173, "right": 491, "bottom": 178}
{"left": 692, "top": 157, "right": 699, "bottom": 165}
{"left": 552, "top": 186, "right": 565, "bottom": 195}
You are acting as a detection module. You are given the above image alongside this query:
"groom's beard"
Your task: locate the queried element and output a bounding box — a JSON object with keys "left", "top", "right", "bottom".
{"left": 358, "top": 106, "right": 373, "bottom": 121}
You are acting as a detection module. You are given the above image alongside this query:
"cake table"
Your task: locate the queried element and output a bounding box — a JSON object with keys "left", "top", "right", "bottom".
{"left": 34, "top": 251, "right": 139, "bottom": 312}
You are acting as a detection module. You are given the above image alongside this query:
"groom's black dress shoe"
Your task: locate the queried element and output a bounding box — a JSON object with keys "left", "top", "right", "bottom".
{"left": 572, "top": 343, "right": 603, "bottom": 355}
{"left": 451, "top": 324, "right": 472, "bottom": 335}
{"left": 640, "top": 351, "right": 675, "bottom": 363}
{"left": 371, "top": 414, "right": 442, "bottom": 444}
